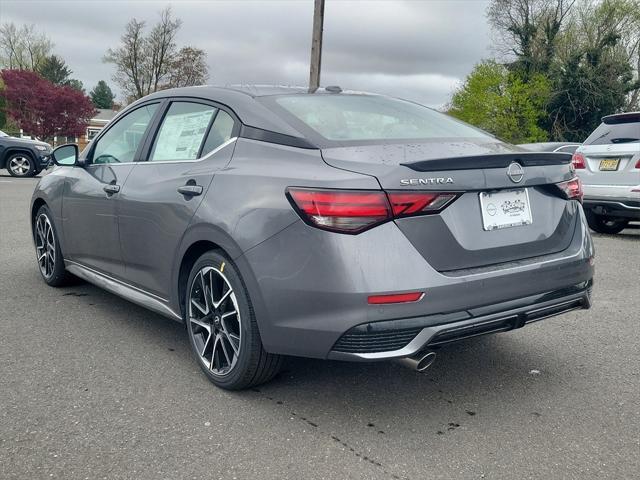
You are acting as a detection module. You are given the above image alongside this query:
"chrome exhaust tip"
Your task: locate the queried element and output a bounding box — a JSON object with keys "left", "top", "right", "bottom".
{"left": 395, "top": 351, "right": 437, "bottom": 372}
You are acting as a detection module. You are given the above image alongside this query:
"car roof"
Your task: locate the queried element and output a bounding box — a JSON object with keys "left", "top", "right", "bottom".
{"left": 136, "top": 85, "right": 375, "bottom": 140}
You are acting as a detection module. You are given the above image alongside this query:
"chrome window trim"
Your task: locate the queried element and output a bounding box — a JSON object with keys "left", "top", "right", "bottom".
{"left": 84, "top": 137, "right": 237, "bottom": 167}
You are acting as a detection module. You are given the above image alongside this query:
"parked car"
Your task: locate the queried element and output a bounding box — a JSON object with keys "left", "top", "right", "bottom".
{"left": 0, "top": 130, "right": 52, "bottom": 177}
{"left": 572, "top": 112, "right": 640, "bottom": 234}
{"left": 31, "top": 86, "right": 594, "bottom": 390}
{"left": 518, "top": 142, "right": 581, "bottom": 154}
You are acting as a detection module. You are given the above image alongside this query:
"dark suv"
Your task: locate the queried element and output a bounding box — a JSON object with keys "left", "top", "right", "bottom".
{"left": 0, "top": 130, "right": 52, "bottom": 177}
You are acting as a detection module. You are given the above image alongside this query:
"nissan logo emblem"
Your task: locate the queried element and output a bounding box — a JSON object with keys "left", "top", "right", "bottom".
{"left": 507, "top": 162, "right": 524, "bottom": 183}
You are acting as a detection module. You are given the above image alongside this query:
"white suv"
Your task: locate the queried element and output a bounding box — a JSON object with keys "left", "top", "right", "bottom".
{"left": 573, "top": 112, "right": 640, "bottom": 234}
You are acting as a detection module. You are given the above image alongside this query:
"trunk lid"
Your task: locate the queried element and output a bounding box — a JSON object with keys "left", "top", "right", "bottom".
{"left": 578, "top": 142, "right": 640, "bottom": 186}
{"left": 321, "top": 140, "right": 578, "bottom": 271}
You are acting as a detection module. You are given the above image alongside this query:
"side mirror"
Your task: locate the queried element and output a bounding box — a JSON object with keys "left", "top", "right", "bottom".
{"left": 51, "top": 144, "right": 79, "bottom": 166}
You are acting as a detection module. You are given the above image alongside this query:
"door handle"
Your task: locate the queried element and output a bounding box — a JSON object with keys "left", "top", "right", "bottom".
{"left": 103, "top": 184, "right": 120, "bottom": 194}
{"left": 177, "top": 185, "right": 203, "bottom": 196}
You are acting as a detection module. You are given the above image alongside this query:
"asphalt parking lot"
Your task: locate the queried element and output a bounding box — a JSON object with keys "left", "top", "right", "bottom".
{"left": 1, "top": 173, "right": 638, "bottom": 480}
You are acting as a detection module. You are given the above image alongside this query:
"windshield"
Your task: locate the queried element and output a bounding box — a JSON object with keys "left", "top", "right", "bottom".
{"left": 584, "top": 122, "right": 640, "bottom": 145}
{"left": 270, "top": 94, "right": 492, "bottom": 143}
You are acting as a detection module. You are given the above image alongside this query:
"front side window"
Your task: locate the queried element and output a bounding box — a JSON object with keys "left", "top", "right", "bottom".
{"left": 92, "top": 104, "right": 158, "bottom": 164}
{"left": 150, "top": 102, "right": 217, "bottom": 162}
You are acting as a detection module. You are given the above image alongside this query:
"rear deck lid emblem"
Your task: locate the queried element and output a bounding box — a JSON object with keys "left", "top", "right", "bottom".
{"left": 507, "top": 162, "right": 524, "bottom": 183}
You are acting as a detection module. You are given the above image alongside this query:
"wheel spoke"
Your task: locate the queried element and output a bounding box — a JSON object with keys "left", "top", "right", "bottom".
{"left": 200, "top": 331, "right": 212, "bottom": 357}
{"left": 219, "top": 334, "right": 233, "bottom": 366}
{"left": 191, "top": 298, "right": 208, "bottom": 316}
{"left": 224, "top": 331, "right": 240, "bottom": 354}
{"left": 210, "top": 334, "right": 222, "bottom": 371}
{"left": 190, "top": 316, "right": 211, "bottom": 331}
{"left": 214, "top": 288, "right": 232, "bottom": 309}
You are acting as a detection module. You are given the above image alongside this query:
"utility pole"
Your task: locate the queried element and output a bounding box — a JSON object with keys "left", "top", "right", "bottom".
{"left": 308, "top": 0, "right": 325, "bottom": 93}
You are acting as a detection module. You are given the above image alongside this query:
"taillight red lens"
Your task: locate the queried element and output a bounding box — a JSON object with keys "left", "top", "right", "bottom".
{"left": 386, "top": 192, "right": 458, "bottom": 217}
{"left": 287, "top": 188, "right": 391, "bottom": 233}
{"left": 368, "top": 292, "right": 424, "bottom": 304}
{"left": 557, "top": 177, "right": 583, "bottom": 203}
{"left": 287, "top": 188, "right": 459, "bottom": 233}
{"left": 571, "top": 152, "right": 586, "bottom": 169}
{"left": 635, "top": 159, "right": 640, "bottom": 169}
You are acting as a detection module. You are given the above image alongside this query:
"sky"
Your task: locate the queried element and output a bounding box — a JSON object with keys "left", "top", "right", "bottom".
{"left": 0, "top": 0, "right": 493, "bottom": 108}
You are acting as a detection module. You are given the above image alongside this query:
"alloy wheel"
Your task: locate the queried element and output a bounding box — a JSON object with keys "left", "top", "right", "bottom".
{"left": 35, "top": 214, "right": 56, "bottom": 279}
{"left": 8, "top": 156, "right": 32, "bottom": 176}
{"left": 188, "top": 266, "right": 242, "bottom": 376}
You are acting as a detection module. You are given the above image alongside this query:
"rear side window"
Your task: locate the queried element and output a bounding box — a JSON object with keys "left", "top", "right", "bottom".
{"left": 150, "top": 102, "right": 217, "bottom": 162}
{"left": 201, "top": 110, "right": 235, "bottom": 156}
{"left": 271, "top": 94, "right": 490, "bottom": 142}
{"left": 584, "top": 122, "right": 640, "bottom": 145}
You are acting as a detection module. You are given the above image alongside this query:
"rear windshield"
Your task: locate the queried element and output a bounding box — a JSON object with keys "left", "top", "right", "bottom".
{"left": 584, "top": 122, "right": 640, "bottom": 145}
{"left": 270, "top": 94, "right": 491, "bottom": 143}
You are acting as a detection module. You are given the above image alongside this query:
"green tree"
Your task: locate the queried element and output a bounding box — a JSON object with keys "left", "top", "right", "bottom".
{"left": 483, "top": 0, "right": 640, "bottom": 140}
{"left": 67, "top": 79, "right": 85, "bottom": 93}
{"left": 546, "top": 0, "right": 640, "bottom": 139}
{"left": 448, "top": 60, "right": 550, "bottom": 143}
{"left": 90, "top": 80, "right": 115, "bottom": 109}
{"left": 38, "top": 55, "right": 71, "bottom": 85}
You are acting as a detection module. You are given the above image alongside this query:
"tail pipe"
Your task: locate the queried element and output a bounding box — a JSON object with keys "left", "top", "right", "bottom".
{"left": 395, "top": 351, "right": 437, "bottom": 372}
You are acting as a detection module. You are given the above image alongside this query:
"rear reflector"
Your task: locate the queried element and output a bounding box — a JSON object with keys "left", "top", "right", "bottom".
{"left": 287, "top": 187, "right": 459, "bottom": 234}
{"left": 368, "top": 292, "right": 424, "bottom": 304}
{"left": 571, "top": 152, "right": 586, "bottom": 169}
{"left": 556, "top": 177, "right": 583, "bottom": 203}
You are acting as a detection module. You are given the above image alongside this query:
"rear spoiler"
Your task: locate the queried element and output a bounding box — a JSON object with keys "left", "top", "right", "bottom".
{"left": 401, "top": 152, "right": 571, "bottom": 172}
{"left": 602, "top": 111, "right": 640, "bottom": 125}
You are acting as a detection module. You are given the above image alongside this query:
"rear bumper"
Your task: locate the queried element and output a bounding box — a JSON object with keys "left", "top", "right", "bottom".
{"left": 328, "top": 280, "right": 592, "bottom": 361}
{"left": 241, "top": 206, "right": 595, "bottom": 360}
{"left": 583, "top": 184, "right": 640, "bottom": 217}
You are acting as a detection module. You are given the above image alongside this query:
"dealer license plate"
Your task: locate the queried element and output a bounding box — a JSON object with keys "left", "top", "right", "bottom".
{"left": 479, "top": 188, "right": 533, "bottom": 231}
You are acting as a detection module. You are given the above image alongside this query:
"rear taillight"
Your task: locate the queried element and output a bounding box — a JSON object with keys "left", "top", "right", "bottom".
{"left": 556, "top": 177, "right": 583, "bottom": 203}
{"left": 571, "top": 152, "right": 586, "bottom": 169}
{"left": 635, "top": 159, "right": 640, "bottom": 169}
{"left": 287, "top": 188, "right": 458, "bottom": 234}
{"left": 386, "top": 192, "right": 458, "bottom": 217}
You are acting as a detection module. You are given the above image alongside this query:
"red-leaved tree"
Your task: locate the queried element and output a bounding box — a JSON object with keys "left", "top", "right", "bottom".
{"left": 0, "top": 69, "right": 96, "bottom": 140}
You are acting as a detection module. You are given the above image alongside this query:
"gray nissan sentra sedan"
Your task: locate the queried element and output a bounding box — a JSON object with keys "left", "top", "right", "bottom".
{"left": 31, "top": 85, "right": 594, "bottom": 389}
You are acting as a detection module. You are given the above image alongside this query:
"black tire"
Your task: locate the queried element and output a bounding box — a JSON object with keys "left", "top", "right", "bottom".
{"left": 34, "top": 205, "right": 76, "bottom": 286}
{"left": 6, "top": 152, "right": 36, "bottom": 177}
{"left": 185, "top": 250, "right": 283, "bottom": 390}
{"left": 585, "top": 210, "right": 628, "bottom": 235}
